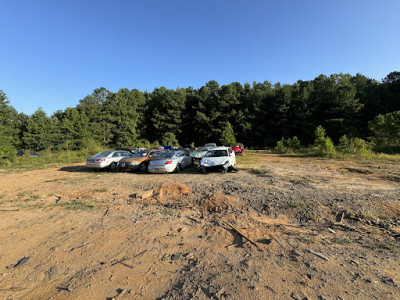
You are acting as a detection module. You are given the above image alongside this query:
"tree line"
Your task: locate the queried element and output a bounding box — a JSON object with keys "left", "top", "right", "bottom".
{"left": 1, "top": 71, "right": 399, "bottom": 157}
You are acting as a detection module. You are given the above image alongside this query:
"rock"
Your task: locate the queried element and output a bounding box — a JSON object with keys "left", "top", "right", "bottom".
{"left": 276, "top": 260, "right": 284, "bottom": 268}
{"left": 290, "top": 250, "right": 301, "bottom": 257}
{"left": 382, "top": 276, "right": 395, "bottom": 285}
{"left": 291, "top": 291, "right": 301, "bottom": 300}
{"left": 44, "top": 266, "right": 58, "bottom": 281}
{"left": 171, "top": 254, "right": 180, "bottom": 261}
{"left": 130, "top": 190, "right": 153, "bottom": 200}
{"left": 14, "top": 256, "right": 31, "bottom": 267}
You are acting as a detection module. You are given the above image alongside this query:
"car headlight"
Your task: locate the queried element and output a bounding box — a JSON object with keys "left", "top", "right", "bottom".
{"left": 130, "top": 161, "right": 138, "bottom": 165}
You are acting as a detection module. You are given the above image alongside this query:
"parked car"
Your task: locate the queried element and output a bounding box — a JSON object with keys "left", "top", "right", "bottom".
{"left": 148, "top": 150, "right": 192, "bottom": 173}
{"left": 118, "top": 149, "right": 163, "bottom": 172}
{"left": 16, "top": 150, "right": 40, "bottom": 157}
{"left": 115, "top": 148, "right": 136, "bottom": 155}
{"left": 190, "top": 146, "right": 212, "bottom": 161}
{"left": 198, "top": 146, "right": 236, "bottom": 173}
{"left": 86, "top": 150, "right": 132, "bottom": 170}
{"left": 231, "top": 145, "right": 245, "bottom": 156}
{"left": 204, "top": 143, "right": 217, "bottom": 148}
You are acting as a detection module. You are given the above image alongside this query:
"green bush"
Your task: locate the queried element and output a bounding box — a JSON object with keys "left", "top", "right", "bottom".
{"left": 275, "top": 136, "right": 302, "bottom": 154}
{"left": 312, "top": 126, "right": 336, "bottom": 157}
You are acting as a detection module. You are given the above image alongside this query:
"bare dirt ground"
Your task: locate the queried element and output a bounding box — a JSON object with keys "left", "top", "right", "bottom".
{"left": 0, "top": 153, "right": 399, "bottom": 300}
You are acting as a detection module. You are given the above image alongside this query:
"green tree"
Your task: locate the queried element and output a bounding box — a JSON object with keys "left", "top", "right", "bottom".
{"left": 77, "top": 87, "right": 111, "bottom": 145}
{"left": 59, "top": 108, "right": 90, "bottom": 150}
{"left": 23, "top": 108, "right": 58, "bottom": 151}
{"left": 102, "top": 88, "right": 142, "bottom": 147}
{"left": 0, "top": 90, "right": 17, "bottom": 157}
{"left": 313, "top": 126, "right": 336, "bottom": 157}
{"left": 219, "top": 121, "right": 236, "bottom": 145}
{"left": 369, "top": 111, "right": 400, "bottom": 145}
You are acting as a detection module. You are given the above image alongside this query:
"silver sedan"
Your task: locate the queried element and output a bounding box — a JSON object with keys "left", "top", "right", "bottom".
{"left": 148, "top": 150, "right": 192, "bottom": 173}
{"left": 86, "top": 150, "right": 132, "bottom": 171}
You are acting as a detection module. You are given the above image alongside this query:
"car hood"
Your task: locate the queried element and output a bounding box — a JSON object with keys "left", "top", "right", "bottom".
{"left": 120, "top": 157, "right": 146, "bottom": 163}
{"left": 191, "top": 151, "right": 207, "bottom": 158}
{"left": 200, "top": 157, "right": 229, "bottom": 166}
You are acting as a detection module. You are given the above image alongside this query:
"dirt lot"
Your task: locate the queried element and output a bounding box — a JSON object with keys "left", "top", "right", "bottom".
{"left": 0, "top": 152, "right": 399, "bottom": 300}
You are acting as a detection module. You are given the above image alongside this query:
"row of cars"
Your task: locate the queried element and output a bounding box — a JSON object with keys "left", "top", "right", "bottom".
{"left": 86, "top": 144, "right": 242, "bottom": 174}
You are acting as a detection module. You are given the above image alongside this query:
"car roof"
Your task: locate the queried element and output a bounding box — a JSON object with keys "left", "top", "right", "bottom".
{"left": 209, "top": 146, "right": 230, "bottom": 151}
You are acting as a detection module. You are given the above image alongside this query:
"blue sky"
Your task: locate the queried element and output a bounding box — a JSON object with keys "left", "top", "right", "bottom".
{"left": 1, "top": 0, "right": 399, "bottom": 115}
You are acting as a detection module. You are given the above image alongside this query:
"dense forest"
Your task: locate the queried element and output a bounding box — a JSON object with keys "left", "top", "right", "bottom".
{"left": 1, "top": 71, "right": 399, "bottom": 156}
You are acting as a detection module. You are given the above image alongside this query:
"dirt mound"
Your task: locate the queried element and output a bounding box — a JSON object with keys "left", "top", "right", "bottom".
{"left": 153, "top": 182, "right": 192, "bottom": 206}
{"left": 196, "top": 193, "right": 243, "bottom": 213}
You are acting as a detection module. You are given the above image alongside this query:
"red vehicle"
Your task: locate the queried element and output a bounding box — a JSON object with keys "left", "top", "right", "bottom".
{"left": 231, "top": 145, "right": 245, "bottom": 156}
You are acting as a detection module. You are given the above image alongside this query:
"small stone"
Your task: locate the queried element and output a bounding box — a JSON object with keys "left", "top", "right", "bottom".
{"left": 290, "top": 250, "right": 301, "bottom": 256}
{"left": 14, "top": 257, "right": 31, "bottom": 267}
{"left": 276, "top": 260, "right": 284, "bottom": 268}
{"left": 291, "top": 292, "right": 301, "bottom": 300}
{"left": 171, "top": 254, "right": 180, "bottom": 261}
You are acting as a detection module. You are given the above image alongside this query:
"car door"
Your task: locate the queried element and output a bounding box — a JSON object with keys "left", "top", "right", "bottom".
{"left": 147, "top": 151, "right": 159, "bottom": 164}
{"left": 228, "top": 148, "right": 236, "bottom": 166}
{"left": 176, "top": 151, "right": 185, "bottom": 167}
{"left": 183, "top": 151, "right": 191, "bottom": 167}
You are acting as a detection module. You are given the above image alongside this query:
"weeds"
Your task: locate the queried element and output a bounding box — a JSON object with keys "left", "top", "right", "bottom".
{"left": 284, "top": 201, "right": 306, "bottom": 209}
{"left": 249, "top": 168, "right": 273, "bottom": 177}
{"left": 52, "top": 201, "right": 99, "bottom": 210}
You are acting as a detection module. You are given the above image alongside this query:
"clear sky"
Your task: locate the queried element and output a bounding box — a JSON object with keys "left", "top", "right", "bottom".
{"left": 1, "top": 0, "right": 399, "bottom": 115}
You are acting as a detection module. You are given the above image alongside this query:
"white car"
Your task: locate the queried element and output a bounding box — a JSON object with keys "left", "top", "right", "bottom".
{"left": 198, "top": 146, "right": 236, "bottom": 173}
{"left": 86, "top": 150, "right": 132, "bottom": 170}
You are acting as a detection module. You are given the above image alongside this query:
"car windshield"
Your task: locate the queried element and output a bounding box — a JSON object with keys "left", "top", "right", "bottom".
{"left": 205, "top": 144, "right": 216, "bottom": 148}
{"left": 194, "top": 147, "right": 207, "bottom": 152}
{"left": 158, "top": 152, "right": 175, "bottom": 159}
{"left": 132, "top": 151, "right": 149, "bottom": 157}
{"left": 205, "top": 150, "right": 228, "bottom": 157}
{"left": 93, "top": 151, "right": 112, "bottom": 157}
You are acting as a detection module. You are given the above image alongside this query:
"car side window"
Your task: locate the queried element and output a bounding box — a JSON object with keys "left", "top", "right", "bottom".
{"left": 112, "top": 152, "right": 120, "bottom": 157}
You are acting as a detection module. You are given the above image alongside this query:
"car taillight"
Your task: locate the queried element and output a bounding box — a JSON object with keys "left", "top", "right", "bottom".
{"left": 165, "top": 160, "right": 173, "bottom": 164}
{"left": 96, "top": 158, "right": 106, "bottom": 162}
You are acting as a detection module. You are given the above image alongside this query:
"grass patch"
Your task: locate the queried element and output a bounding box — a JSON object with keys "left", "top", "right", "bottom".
{"left": 248, "top": 167, "right": 273, "bottom": 177}
{"left": 93, "top": 188, "right": 108, "bottom": 193}
{"left": 298, "top": 237, "right": 316, "bottom": 244}
{"left": 0, "top": 150, "right": 94, "bottom": 171}
{"left": 52, "top": 201, "right": 99, "bottom": 210}
{"left": 329, "top": 237, "right": 352, "bottom": 245}
{"left": 0, "top": 199, "right": 17, "bottom": 204}
{"left": 286, "top": 230, "right": 302, "bottom": 236}
{"left": 283, "top": 201, "right": 306, "bottom": 209}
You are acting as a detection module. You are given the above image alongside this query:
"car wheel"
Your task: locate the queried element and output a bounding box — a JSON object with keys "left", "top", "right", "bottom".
{"left": 175, "top": 164, "right": 181, "bottom": 173}
{"left": 200, "top": 167, "right": 207, "bottom": 174}
{"left": 110, "top": 162, "right": 118, "bottom": 171}
{"left": 139, "top": 162, "right": 147, "bottom": 172}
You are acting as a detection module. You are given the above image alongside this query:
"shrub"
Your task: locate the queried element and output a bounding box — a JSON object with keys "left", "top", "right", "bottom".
{"left": 275, "top": 136, "right": 302, "bottom": 154}
{"left": 312, "top": 126, "right": 336, "bottom": 157}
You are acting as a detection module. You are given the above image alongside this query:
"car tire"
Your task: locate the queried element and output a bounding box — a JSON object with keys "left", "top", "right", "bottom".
{"left": 200, "top": 167, "right": 207, "bottom": 174}
{"left": 139, "top": 162, "right": 147, "bottom": 172}
{"left": 110, "top": 162, "right": 118, "bottom": 172}
{"left": 175, "top": 164, "right": 181, "bottom": 173}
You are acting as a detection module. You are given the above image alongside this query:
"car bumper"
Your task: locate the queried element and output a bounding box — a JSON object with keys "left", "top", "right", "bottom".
{"left": 148, "top": 165, "right": 176, "bottom": 173}
{"left": 119, "top": 162, "right": 140, "bottom": 171}
{"left": 86, "top": 162, "right": 108, "bottom": 169}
